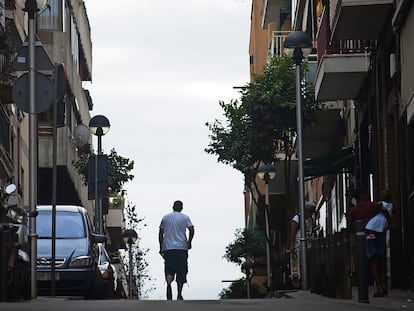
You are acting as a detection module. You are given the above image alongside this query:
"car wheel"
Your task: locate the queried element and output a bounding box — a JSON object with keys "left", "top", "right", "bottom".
{"left": 105, "top": 281, "right": 114, "bottom": 299}
{"left": 84, "top": 270, "right": 104, "bottom": 299}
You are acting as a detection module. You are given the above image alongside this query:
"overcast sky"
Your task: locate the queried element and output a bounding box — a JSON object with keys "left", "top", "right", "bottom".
{"left": 84, "top": 0, "right": 252, "bottom": 300}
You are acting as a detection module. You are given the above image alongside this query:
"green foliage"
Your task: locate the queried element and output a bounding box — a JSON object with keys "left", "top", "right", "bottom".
{"left": 123, "top": 201, "right": 154, "bottom": 299}
{"left": 219, "top": 278, "right": 265, "bottom": 299}
{"left": 224, "top": 228, "right": 266, "bottom": 265}
{"left": 205, "top": 55, "right": 323, "bottom": 181}
{"left": 72, "top": 148, "right": 134, "bottom": 193}
{"left": 205, "top": 99, "right": 255, "bottom": 180}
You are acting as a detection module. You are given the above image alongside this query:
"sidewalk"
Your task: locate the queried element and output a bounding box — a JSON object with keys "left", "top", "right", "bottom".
{"left": 284, "top": 287, "right": 414, "bottom": 310}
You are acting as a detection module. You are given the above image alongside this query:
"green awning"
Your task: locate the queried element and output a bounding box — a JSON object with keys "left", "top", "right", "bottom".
{"left": 304, "top": 147, "right": 354, "bottom": 179}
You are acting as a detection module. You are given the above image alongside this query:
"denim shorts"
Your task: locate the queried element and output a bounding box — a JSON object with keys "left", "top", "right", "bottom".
{"left": 163, "top": 249, "right": 188, "bottom": 283}
{"left": 366, "top": 232, "right": 385, "bottom": 258}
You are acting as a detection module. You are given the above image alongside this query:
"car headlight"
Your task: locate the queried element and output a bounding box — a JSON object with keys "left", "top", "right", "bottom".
{"left": 69, "top": 256, "right": 93, "bottom": 267}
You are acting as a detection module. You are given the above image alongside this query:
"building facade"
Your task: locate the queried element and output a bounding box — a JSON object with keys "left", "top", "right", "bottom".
{"left": 0, "top": 0, "right": 125, "bottom": 260}
{"left": 247, "top": 0, "right": 414, "bottom": 293}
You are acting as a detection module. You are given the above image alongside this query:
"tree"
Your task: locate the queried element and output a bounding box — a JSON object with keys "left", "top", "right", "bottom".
{"left": 123, "top": 200, "right": 155, "bottom": 299}
{"left": 72, "top": 148, "right": 134, "bottom": 193}
{"left": 220, "top": 229, "right": 267, "bottom": 299}
{"left": 219, "top": 278, "right": 265, "bottom": 299}
{"left": 223, "top": 228, "right": 266, "bottom": 265}
{"left": 205, "top": 55, "right": 324, "bottom": 186}
{"left": 206, "top": 55, "right": 324, "bottom": 243}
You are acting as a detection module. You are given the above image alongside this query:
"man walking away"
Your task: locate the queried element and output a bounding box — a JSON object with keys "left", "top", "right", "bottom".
{"left": 159, "top": 200, "right": 194, "bottom": 300}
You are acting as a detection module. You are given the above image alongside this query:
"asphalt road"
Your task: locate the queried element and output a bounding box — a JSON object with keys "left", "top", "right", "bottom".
{"left": 1, "top": 292, "right": 413, "bottom": 311}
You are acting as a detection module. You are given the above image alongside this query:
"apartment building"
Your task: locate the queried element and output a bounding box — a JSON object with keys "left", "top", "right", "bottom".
{"left": 0, "top": 0, "right": 125, "bottom": 249}
{"left": 296, "top": 0, "right": 414, "bottom": 292}
{"left": 246, "top": 0, "right": 350, "bottom": 292}
{"left": 0, "top": 0, "right": 91, "bottom": 208}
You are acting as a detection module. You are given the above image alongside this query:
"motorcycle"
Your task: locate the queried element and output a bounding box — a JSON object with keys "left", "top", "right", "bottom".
{"left": 0, "top": 183, "right": 30, "bottom": 301}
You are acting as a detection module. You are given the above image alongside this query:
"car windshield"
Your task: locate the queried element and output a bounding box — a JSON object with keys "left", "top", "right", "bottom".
{"left": 37, "top": 211, "right": 86, "bottom": 238}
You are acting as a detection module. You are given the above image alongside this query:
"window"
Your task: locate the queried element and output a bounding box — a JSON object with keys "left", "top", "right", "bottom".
{"left": 38, "top": 0, "right": 60, "bottom": 30}
{"left": 71, "top": 16, "right": 79, "bottom": 73}
{"left": 37, "top": 211, "right": 86, "bottom": 238}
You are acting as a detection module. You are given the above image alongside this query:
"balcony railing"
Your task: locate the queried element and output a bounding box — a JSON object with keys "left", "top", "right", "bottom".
{"left": 267, "top": 31, "right": 290, "bottom": 61}
{"left": 317, "top": 8, "right": 375, "bottom": 66}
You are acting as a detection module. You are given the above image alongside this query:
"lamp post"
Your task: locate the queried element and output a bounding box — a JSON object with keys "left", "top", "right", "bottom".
{"left": 123, "top": 229, "right": 138, "bottom": 300}
{"left": 283, "top": 31, "right": 313, "bottom": 290}
{"left": 257, "top": 163, "right": 276, "bottom": 292}
{"left": 15, "top": 0, "right": 48, "bottom": 299}
{"left": 89, "top": 115, "right": 110, "bottom": 234}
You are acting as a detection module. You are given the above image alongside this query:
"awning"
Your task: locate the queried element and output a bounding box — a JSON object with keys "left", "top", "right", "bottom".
{"left": 304, "top": 147, "right": 354, "bottom": 179}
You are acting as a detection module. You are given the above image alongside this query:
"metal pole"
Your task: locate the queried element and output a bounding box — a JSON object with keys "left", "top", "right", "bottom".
{"left": 51, "top": 64, "right": 58, "bottom": 296}
{"left": 94, "top": 153, "right": 99, "bottom": 233}
{"left": 295, "top": 62, "right": 308, "bottom": 290}
{"left": 28, "top": 0, "right": 38, "bottom": 299}
{"left": 95, "top": 134, "right": 103, "bottom": 234}
{"left": 246, "top": 271, "right": 251, "bottom": 299}
{"left": 356, "top": 220, "right": 369, "bottom": 303}
{"left": 264, "top": 177, "right": 271, "bottom": 292}
{"left": 128, "top": 241, "right": 133, "bottom": 299}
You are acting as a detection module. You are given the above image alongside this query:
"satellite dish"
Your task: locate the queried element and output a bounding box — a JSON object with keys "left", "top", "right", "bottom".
{"left": 73, "top": 124, "right": 90, "bottom": 147}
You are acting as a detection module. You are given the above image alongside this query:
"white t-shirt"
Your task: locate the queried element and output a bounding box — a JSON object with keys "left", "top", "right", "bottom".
{"left": 160, "top": 211, "right": 193, "bottom": 251}
{"left": 365, "top": 201, "right": 393, "bottom": 233}
{"left": 292, "top": 214, "right": 313, "bottom": 249}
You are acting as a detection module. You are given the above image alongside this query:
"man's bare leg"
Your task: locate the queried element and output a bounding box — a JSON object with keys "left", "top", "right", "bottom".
{"left": 177, "top": 282, "right": 184, "bottom": 300}
{"left": 166, "top": 275, "right": 173, "bottom": 300}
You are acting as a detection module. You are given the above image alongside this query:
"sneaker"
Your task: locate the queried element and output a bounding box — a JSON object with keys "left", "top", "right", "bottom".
{"left": 373, "top": 291, "right": 385, "bottom": 298}
{"left": 177, "top": 295, "right": 183, "bottom": 300}
{"left": 166, "top": 285, "right": 172, "bottom": 300}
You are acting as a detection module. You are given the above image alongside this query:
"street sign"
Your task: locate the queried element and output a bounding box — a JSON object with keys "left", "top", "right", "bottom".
{"left": 13, "top": 36, "right": 54, "bottom": 71}
{"left": 12, "top": 72, "right": 54, "bottom": 113}
{"left": 88, "top": 155, "right": 109, "bottom": 200}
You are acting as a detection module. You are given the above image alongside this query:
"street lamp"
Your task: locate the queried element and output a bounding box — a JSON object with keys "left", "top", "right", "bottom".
{"left": 283, "top": 31, "right": 313, "bottom": 290}
{"left": 257, "top": 162, "right": 276, "bottom": 292}
{"left": 89, "top": 115, "right": 110, "bottom": 235}
{"left": 15, "top": 0, "right": 48, "bottom": 299}
{"left": 123, "top": 229, "right": 138, "bottom": 300}
{"left": 89, "top": 115, "right": 110, "bottom": 154}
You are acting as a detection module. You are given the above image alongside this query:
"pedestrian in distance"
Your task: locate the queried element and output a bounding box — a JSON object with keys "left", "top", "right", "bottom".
{"left": 288, "top": 202, "right": 316, "bottom": 288}
{"left": 159, "top": 200, "right": 194, "bottom": 300}
{"left": 364, "top": 190, "right": 392, "bottom": 297}
{"left": 349, "top": 188, "right": 389, "bottom": 297}
{"left": 289, "top": 203, "right": 316, "bottom": 253}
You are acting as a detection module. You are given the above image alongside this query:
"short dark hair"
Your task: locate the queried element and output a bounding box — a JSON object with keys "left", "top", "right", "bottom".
{"left": 173, "top": 200, "right": 183, "bottom": 211}
{"left": 380, "top": 190, "right": 391, "bottom": 202}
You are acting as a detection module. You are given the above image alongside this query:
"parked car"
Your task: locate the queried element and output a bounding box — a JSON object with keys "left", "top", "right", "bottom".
{"left": 36, "top": 205, "right": 106, "bottom": 298}
{"left": 90, "top": 243, "right": 119, "bottom": 299}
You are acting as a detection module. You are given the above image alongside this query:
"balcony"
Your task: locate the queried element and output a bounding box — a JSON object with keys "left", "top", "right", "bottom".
{"left": 267, "top": 31, "right": 289, "bottom": 61}
{"left": 106, "top": 195, "right": 124, "bottom": 229}
{"left": 315, "top": 53, "right": 370, "bottom": 101}
{"left": 303, "top": 102, "right": 344, "bottom": 158}
{"left": 314, "top": 9, "right": 372, "bottom": 101}
{"left": 330, "top": 0, "right": 394, "bottom": 40}
{"left": 261, "top": 0, "right": 290, "bottom": 28}
{"left": 106, "top": 194, "right": 125, "bottom": 250}
{"left": 106, "top": 207, "right": 124, "bottom": 229}
{"left": 69, "top": 0, "right": 92, "bottom": 80}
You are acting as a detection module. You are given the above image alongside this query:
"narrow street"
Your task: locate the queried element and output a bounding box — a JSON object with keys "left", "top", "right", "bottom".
{"left": 1, "top": 290, "right": 413, "bottom": 311}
